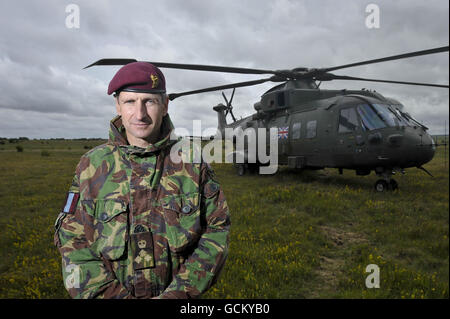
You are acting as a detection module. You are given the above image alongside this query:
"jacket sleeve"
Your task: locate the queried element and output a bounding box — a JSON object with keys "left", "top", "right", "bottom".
{"left": 158, "top": 163, "right": 231, "bottom": 299}
{"left": 54, "top": 164, "right": 133, "bottom": 299}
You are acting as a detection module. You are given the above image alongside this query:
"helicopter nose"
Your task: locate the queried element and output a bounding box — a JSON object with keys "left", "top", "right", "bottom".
{"left": 402, "top": 130, "right": 436, "bottom": 166}
{"left": 420, "top": 135, "right": 436, "bottom": 164}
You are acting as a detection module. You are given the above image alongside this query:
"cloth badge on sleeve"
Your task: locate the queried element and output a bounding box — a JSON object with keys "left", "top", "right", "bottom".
{"left": 62, "top": 192, "right": 80, "bottom": 214}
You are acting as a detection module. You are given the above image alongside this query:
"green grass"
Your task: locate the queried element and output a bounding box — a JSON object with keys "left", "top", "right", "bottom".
{"left": 0, "top": 140, "right": 448, "bottom": 298}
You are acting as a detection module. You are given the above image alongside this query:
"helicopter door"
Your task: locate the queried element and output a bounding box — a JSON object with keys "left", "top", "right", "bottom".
{"left": 334, "top": 107, "right": 365, "bottom": 167}
{"left": 288, "top": 114, "right": 303, "bottom": 166}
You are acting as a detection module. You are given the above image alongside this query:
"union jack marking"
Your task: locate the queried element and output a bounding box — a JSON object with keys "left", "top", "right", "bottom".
{"left": 278, "top": 126, "right": 289, "bottom": 139}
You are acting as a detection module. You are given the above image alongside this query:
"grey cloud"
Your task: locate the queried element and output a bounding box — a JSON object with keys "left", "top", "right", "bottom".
{"left": 0, "top": 0, "right": 448, "bottom": 139}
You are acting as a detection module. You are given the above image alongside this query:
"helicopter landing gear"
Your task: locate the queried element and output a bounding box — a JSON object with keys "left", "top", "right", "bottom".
{"left": 374, "top": 168, "right": 401, "bottom": 192}
{"left": 389, "top": 179, "right": 399, "bottom": 191}
{"left": 235, "top": 163, "right": 261, "bottom": 176}
{"left": 375, "top": 179, "right": 388, "bottom": 192}
{"left": 374, "top": 179, "right": 395, "bottom": 192}
{"left": 374, "top": 178, "right": 398, "bottom": 192}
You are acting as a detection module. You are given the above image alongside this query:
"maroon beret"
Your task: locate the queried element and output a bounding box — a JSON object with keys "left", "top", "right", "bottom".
{"left": 107, "top": 61, "right": 166, "bottom": 95}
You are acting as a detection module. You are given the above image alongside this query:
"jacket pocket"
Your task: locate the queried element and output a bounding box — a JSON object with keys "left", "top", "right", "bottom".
{"left": 162, "top": 192, "right": 202, "bottom": 253}
{"left": 89, "top": 199, "right": 129, "bottom": 260}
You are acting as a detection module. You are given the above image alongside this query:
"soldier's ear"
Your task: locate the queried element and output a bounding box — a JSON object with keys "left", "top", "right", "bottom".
{"left": 115, "top": 95, "right": 122, "bottom": 115}
{"left": 163, "top": 95, "right": 169, "bottom": 116}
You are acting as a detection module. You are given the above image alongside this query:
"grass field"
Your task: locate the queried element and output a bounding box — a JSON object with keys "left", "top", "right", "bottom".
{"left": 0, "top": 139, "right": 448, "bottom": 298}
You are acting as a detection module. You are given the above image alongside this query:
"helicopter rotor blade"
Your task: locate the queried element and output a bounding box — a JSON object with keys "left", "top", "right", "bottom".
{"left": 229, "top": 88, "right": 236, "bottom": 105}
{"left": 84, "top": 58, "right": 277, "bottom": 75}
{"left": 168, "top": 77, "right": 278, "bottom": 100}
{"left": 221, "top": 89, "right": 237, "bottom": 121}
{"left": 148, "top": 62, "right": 277, "bottom": 75}
{"left": 229, "top": 109, "right": 237, "bottom": 122}
{"left": 222, "top": 92, "right": 229, "bottom": 106}
{"left": 84, "top": 46, "right": 449, "bottom": 96}
{"left": 319, "top": 74, "right": 449, "bottom": 88}
{"left": 83, "top": 58, "right": 138, "bottom": 69}
{"left": 319, "top": 46, "right": 449, "bottom": 73}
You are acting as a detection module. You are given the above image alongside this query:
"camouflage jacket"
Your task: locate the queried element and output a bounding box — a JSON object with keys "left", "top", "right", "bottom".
{"left": 54, "top": 115, "right": 230, "bottom": 299}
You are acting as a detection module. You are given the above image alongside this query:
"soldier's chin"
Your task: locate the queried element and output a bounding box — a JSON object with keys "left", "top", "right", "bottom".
{"left": 131, "top": 123, "right": 151, "bottom": 129}
{"left": 130, "top": 127, "right": 154, "bottom": 139}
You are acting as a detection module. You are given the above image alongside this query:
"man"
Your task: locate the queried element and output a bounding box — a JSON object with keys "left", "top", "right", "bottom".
{"left": 54, "top": 62, "right": 230, "bottom": 299}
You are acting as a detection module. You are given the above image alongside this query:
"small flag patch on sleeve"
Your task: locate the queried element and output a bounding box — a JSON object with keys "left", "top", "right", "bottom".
{"left": 62, "top": 192, "right": 79, "bottom": 214}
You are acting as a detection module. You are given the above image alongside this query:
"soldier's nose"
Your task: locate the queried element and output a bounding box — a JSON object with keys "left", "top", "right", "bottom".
{"left": 135, "top": 101, "right": 148, "bottom": 120}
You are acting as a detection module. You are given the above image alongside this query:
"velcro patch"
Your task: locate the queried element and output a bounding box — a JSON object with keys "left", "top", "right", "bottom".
{"left": 62, "top": 192, "right": 79, "bottom": 214}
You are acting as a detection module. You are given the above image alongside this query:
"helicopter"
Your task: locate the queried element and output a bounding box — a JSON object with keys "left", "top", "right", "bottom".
{"left": 85, "top": 45, "right": 449, "bottom": 191}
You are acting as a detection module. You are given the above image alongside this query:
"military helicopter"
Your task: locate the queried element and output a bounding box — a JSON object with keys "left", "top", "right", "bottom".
{"left": 85, "top": 45, "right": 449, "bottom": 191}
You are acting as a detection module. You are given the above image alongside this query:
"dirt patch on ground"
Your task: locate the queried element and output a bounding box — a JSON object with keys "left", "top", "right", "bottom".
{"left": 320, "top": 225, "right": 368, "bottom": 247}
{"left": 311, "top": 226, "right": 368, "bottom": 297}
{"left": 315, "top": 255, "right": 345, "bottom": 291}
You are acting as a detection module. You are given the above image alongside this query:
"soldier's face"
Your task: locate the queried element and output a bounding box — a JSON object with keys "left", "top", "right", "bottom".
{"left": 115, "top": 91, "right": 168, "bottom": 146}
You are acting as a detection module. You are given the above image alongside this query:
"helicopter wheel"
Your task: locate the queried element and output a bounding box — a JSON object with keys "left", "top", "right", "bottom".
{"left": 389, "top": 179, "right": 398, "bottom": 191}
{"left": 237, "top": 164, "right": 246, "bottom": 176}
{"left": 374, "top": 179, "right": 389, "bottom": 192}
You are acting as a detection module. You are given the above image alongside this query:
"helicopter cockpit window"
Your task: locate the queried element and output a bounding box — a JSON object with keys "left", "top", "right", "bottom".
{"left": 393, "top": 107, "right": 422, "bottom": 127}
{"left": 292, "top": 122, "right": 301, "bottom": 139}
{"left": 372, "top": 104, "right": 399, "bottom": 127}
{"left": 391, "top": 107, "right": 410, "bottom": 126}
{"left": 338, "top": 108, "right": 359, "bottom": 133}
{"left": 306, "top": 120, "right": 317, "bottom": 138}
{"left": 357, "top": 103, "right": 394, "bottom": 130}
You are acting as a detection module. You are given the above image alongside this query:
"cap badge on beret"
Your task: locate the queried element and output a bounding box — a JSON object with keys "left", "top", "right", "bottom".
{"left": 151, "top": 74, "right": 159, "bottom": 89}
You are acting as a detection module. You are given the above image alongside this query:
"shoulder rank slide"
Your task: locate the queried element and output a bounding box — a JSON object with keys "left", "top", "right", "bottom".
{"left": 62, "top": 192, "right": 80, "bottom": 214}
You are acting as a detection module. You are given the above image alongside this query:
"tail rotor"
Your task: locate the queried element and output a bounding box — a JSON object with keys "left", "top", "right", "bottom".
{"left": 222, "top": 88, "right": 237, "bottom": 122}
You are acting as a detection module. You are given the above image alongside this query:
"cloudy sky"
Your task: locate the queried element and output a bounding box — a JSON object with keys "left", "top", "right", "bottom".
{"left": 0, "top": 0, "right": 448, "bottom": 138}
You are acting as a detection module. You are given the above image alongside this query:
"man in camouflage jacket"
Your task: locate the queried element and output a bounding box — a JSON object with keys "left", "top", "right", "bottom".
{"left": 54, "top": 62, "right": 230, "bottom": 299}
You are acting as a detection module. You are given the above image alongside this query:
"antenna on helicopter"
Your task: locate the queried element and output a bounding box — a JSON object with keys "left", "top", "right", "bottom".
{"left": 222, "top": 88, "right": 237, "bottom": 122}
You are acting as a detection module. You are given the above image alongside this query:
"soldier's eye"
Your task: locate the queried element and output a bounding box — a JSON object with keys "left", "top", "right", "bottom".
{"left": 145, "top": 99, "right": 159, "bottom": 106}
